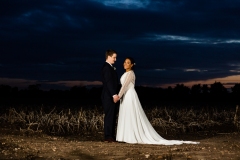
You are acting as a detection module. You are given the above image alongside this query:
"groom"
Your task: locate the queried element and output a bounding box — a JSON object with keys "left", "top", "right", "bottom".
{"left": 101, "top": 49, "right": 119, "bottom": 143}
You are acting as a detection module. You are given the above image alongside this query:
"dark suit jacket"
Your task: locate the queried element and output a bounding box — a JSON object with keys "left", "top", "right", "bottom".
{"left": 101, "top": 62, "right": 118, "bottom": 101}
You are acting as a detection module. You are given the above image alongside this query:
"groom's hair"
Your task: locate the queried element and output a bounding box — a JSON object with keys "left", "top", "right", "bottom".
{"left": 105, "top": 49, "right": 117, "bottom": 59}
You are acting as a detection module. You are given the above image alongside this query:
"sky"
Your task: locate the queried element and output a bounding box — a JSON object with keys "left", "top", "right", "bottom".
{"left": 1, "top": 0, "right": 240, "bottom": 90}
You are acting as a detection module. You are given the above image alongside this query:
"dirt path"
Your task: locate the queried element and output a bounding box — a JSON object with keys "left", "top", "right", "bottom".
{"left": 0, "top": 129, "right": 240, "bottom": 160}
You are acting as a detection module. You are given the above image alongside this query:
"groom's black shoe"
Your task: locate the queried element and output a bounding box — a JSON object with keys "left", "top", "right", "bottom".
{"left": 104, "top": 138, "right": 117, "bottom": 143}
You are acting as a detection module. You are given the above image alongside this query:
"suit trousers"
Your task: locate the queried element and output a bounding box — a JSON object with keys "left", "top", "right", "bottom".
{"left": 102, "top": 97, "right": 117, "bottom": 139}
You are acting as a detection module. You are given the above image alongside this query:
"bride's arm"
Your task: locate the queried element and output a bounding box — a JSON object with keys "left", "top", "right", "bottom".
{"left": 118, "top": 71, "right": 134, "bottom": 98}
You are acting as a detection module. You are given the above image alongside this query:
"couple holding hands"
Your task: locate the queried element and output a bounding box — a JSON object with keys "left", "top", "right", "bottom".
{"left": 101, "top": 49, "right": 199, "bottom": 145}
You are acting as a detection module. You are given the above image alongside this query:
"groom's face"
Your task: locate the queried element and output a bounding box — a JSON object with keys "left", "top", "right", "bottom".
{"left": 108, "top": 53, "right": 117, "bottom": 64}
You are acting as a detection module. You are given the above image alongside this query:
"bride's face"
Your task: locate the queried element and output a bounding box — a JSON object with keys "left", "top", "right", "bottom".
{"left": 123, "top": 59, "right": 133, "bottom": 70}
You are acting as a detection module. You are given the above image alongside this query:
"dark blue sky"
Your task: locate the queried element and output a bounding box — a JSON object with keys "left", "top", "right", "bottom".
{"left": 1, "top": 0, "right": 240, "bottom": 90}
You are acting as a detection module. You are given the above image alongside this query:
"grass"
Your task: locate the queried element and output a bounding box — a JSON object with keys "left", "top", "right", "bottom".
{"left": 0, "top": 105, "right": 239, "bottom": 136}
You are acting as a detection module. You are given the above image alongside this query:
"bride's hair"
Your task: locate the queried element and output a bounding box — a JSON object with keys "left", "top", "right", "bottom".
{"left": 125, "top": 57, "right": 136, "bottom": 70}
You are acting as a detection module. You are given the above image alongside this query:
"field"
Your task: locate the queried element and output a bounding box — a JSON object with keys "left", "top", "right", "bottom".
{"left": 0, "top": 105, "right": 240, "bottom": 159}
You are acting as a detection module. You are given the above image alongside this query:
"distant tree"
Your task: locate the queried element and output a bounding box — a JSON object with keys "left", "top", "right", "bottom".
{"left": 25, "top": 84, "right": 43, "bottom": 99}
{"left": 231, "top": 83, "right": 240, "bottom": 95}
{"left": 210, "top": 82, "right": 227, "bottom": 95}
{"left": 167, "top": 86, "right": 173, "bottom": 92}
{"left": 12, "top": 87, "right": 19, "bottom": 93}
{"left": 70, "top": 85, "right": 88, "bottom": 99}
{"left": 201, "top": 84, "right": 209, "bottom": 94}
{"left": 88, "top": 87, "right": 102, "bottom": 104}
{"left": 0, "top": 85, "right": 12, "bottom": 97}
{"left": 166, "top": 86, "right": 173, "bottom": 96}
{"left": 135, "top": 86, "right": 147, "bottom": 101}
{"left": 191, "top": 84, "right": 202, "bottom": 95}
{"left": 28, "top": 84, "right": 41, "bottom": 91}
{"left": 173, "top": 84, "right": 190, "bottom": 95}
{"left": 172, "top": 84, "right": 190, "bottom": 102}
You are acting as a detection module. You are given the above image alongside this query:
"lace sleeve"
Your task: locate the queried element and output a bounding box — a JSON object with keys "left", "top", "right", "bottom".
{"left": 118, "top": 71, "right": 134, "bottom": 98}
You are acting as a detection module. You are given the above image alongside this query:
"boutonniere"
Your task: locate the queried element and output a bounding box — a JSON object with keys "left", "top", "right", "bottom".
{"left": 113, "top": 67, "right": 116, "bottom": 70}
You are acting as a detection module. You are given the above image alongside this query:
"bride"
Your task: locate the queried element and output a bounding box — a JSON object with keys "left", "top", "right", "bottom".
{"left": 116, "top": 57, "right": 199, "bottom": 145}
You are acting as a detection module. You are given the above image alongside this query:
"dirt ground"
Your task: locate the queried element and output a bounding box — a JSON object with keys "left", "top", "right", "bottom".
{"left": 0, "top": 128, "right": 240, "bottom": 160}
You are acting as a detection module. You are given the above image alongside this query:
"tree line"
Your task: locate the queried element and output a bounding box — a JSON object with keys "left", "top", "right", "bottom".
{"left": 0, "top": 82, "right": 240, "bottom": 107}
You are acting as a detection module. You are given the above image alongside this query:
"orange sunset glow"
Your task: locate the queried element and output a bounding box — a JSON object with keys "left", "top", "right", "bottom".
{"left": 159, "top": 75, "right": 240, "bottom": 89}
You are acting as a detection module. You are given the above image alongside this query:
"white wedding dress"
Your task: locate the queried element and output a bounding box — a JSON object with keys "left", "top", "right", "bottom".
{"left": 116, "top": 70, "right": 199, "bottom": 145}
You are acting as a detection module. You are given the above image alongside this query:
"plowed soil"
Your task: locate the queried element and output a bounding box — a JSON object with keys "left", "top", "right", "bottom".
{"left": 0, "top": 128, "right": 240, "bottom": 160}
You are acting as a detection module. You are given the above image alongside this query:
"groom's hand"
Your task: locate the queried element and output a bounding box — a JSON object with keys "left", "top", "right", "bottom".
{"left": 113, "top": 95, "right": 119, "bottom": 103}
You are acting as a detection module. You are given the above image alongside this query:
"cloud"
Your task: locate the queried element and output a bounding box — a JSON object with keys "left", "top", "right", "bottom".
{"left": 0, "top": 77, "right": 102, "bottom": 90}
{"left": 47, "top": 80, "right": 102, "bottom": 87}
{"left": 184, "top": 69, "right": 202, "bottom": 72}
{"left": 145, "top": 34, "right": 240, "bottom": 45}
{"left": 0, "top": 78, "right": 38, "bottom": 88}
{"left": 91, "top": 0, "right": 150, "bottom": 9}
